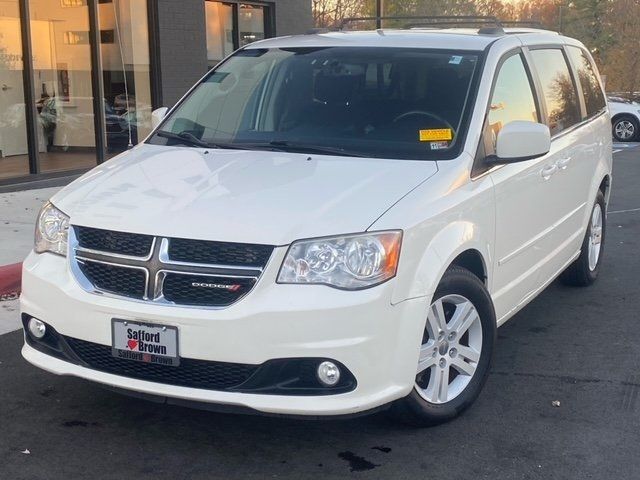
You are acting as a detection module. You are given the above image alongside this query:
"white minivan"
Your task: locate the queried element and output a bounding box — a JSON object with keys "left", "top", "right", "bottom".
{"left": 22, "top": 22, "right": 612, "bottom": 426}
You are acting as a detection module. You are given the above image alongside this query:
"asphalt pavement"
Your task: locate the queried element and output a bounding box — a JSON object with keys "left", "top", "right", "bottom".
{"left": 1, "top": 146, "right": 638, "bottom": 480}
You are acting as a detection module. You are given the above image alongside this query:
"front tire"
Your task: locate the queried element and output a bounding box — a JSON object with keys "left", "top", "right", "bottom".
{"left": 612, "top": 115, "right": 639, "bottom": 142}
{"left": 390, "top": 266, "right": 496, "bottom": 427}
{"left": 560, "top": 191, "right": 606, "bottom": 287}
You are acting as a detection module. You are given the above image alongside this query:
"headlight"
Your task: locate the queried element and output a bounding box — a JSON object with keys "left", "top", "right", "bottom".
{"left": 277, "top": 231, "right": 402, "bottom": 290}
{"left": 34, "top": 202, "right": 70, "bottom": 256}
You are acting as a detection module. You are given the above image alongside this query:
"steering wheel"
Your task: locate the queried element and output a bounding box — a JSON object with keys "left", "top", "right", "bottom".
{"left": 392, "top": 111, "right": 455, "bottom": 134}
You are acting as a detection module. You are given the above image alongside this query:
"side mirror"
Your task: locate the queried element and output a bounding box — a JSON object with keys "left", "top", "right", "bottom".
{"left": 487, "top": 121, "right": 551, "bottom": 165}
{"left": 151, "top": 107, "right": 169, "bottom": 130}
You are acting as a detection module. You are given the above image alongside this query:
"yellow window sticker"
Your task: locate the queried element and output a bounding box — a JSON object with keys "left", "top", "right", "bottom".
{"left": 419, "top": 129, "right": 453, "bottom": 142}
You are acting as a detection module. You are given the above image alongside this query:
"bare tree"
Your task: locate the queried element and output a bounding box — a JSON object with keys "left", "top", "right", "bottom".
{"left": 604, "top": 0, "right": 640, "bottom": 94}
{"left": 313, "top": 0, "right": 370, "bottom": 28}
{"left": 312, "top": 0, "right": 640, "bottom": 95}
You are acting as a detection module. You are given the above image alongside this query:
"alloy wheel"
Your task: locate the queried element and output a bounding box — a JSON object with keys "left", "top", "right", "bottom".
{"left": 614, "top": 120, "right": 635, "bottom": 141}
{"left": 588, "top": 203, "right": 603, "bottom": 271}
{"left": 415, "top": 294, "right": 482, "bottom": 404}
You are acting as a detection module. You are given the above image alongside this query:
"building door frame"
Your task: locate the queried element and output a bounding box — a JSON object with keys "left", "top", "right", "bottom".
{"left": 18, "top": 0, "right": 40, "bottom": 174}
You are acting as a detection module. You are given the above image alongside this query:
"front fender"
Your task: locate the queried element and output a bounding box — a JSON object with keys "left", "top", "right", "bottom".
{"left": 370, "top": 158, "right": 495, "bottom": 305}
{"left": 390, "top": 221, "right": 493, "bottom": 305}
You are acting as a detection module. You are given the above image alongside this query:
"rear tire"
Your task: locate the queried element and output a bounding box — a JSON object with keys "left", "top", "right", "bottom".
{"left": 612, "top": 115, "right": 639, "bottom": 142}
{"left": 560, "top": 191, "right": 606, "bottom": 287}
{"left": 390, "top": 266, "right": 496, "bottom": 427}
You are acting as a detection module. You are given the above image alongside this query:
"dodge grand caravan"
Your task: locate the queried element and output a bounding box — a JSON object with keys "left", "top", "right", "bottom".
{"left": 21, "top": 23, "right": 612, "bottom": 425}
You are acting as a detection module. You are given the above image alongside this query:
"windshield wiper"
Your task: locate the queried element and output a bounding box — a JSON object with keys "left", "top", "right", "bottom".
{"left": 156, "top": 131, "right": 261, "bottom": 151}
{"left": 156, "top": 130, "right": 213, "bottom": 149}
{"left": 250, "top": 141, "right": 366, "bottom": 157}
{"left": 155, "top": 133, "right": 365, "bottom": 157}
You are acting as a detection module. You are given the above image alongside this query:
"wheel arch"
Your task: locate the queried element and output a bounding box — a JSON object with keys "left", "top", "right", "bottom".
{"left": 611, "top": 113, "right": 640, "bottom": 141}
{"left": 599, "top": 174, "right": 611, "bottom": 207}
{"left": 448, "top": 249, "right": 487, "bottom": 285}
{"left": 391, "top": 220, "right": 493, "bottom": 305}
{"left": 611, "top": 112, "right": 640, "bottom": 124}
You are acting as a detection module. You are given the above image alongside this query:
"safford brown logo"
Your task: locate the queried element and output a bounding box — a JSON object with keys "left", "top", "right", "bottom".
{"left": 126, "top": 328, "right": 167, "bottom": 355}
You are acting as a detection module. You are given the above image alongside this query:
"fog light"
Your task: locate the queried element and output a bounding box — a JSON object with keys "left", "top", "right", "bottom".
{"left": 317, "top": 361, "right": 341, "bottom": 387}
{"left": 28, "top": 318, "right": 46, "bottom": 339}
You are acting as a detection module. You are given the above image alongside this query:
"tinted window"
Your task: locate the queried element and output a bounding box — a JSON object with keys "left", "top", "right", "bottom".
{"left": 150, "top": 47, "right": 480, "bottom": 160}
{"left": 567, "top": 46, "right": 606, "bottom": 118}
{"left": 530, "top": 49, "right": 581, "bottom": 135}
{"left": 487, "top": 54, "right": 538, "bottom": 150}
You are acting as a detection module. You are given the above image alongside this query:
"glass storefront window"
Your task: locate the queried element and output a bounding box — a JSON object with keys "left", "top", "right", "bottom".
{"left": 206, "top": 2, "right": 234, "bottom": 67}
{"left": 1, "top": 0, "right": 277, "bottom": 183}
{"left": 206, "top": 1, "right": 270, "bottom": 68}
{"left": 29, "top": 0, "right": 97, "bottom": 173}
{"left": 98, "top": 0, "right": 152, "bottom": 158}
{"left": 0, "top": 1, "right": 30, "bottom": 179}
{"left": 239, "top": 4, "right": 265, "bottom": 47}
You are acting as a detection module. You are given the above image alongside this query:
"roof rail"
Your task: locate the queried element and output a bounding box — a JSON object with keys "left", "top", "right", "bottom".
{"left": 340, "top": 15, "right": 505, "bottom": 32}
{"left": 339, "top": 15, "right": 549, "bottom": 35}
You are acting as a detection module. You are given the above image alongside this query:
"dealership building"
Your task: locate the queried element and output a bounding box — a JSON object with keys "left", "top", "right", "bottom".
{"left": 0, "top": 0, "right": 312, "bottom": 188}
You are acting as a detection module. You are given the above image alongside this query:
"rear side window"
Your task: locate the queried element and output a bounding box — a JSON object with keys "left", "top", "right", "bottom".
{"left": 530, "top": 49, "right": 581, "bottom": 136}
{"left": 487, "top": 53, "right": 539, "bottom": 149}
{"left": 566, "top": 46, "right": 606, "bottom": 118}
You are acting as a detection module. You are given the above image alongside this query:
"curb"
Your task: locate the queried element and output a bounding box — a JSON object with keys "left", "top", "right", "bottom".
{"left": 0, "top": 263, "right": 22, "bottom": 299}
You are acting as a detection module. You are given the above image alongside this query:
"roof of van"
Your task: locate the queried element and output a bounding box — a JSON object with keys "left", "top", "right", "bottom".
{"left": 248, "top": 28, "right": 564, "bottom": 52}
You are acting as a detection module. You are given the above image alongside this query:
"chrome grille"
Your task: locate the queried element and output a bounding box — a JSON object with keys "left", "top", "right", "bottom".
{"left": 162, "top": 273, "right": 257, "bottom": 307}
{"left": 168, "top": 238, "right": 273, "bottom": 268}
{"left": 76, "top": 226, "right": 154, "bottom": 257}
{"left": 71, "top": 226, "right": 274, "bottom": 307}
{"left": 77, "top": 260, "right": 147, "bottom": 299}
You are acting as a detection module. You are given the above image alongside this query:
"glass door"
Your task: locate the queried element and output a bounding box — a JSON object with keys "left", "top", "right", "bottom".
{"left": 0, "top": 0, "right": 30, "bottom": 179}
{"left": 206, "top": 1, "right": 234, "bottom": 67}
{"left": 98, "top": 0, "right": 153, "bottom": 158}
{"left": 29, "top": 0, "right": 97, "bottom": 173}
{"left": 238, "top": 3, "right": 265, "bottom": 47}
{"left": 206, "top": 2, "right": 272, "bottom": 68}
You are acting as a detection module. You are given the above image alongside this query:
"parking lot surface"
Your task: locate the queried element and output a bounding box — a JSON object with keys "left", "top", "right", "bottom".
{"left": 1, "top": 146, "right": 639, "bottom": 480}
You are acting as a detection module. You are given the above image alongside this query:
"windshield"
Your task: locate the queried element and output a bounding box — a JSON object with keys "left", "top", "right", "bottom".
{"left": 149, "top": 47, "right": 481, "bottom": 160}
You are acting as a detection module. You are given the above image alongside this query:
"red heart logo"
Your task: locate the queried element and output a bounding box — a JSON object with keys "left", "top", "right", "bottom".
{"left": 127, "top": 340, "right": 138, "bottom": 350}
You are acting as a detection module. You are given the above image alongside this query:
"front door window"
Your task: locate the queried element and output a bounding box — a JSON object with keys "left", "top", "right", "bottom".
{"left": 487, "top": 53, "right": 539, "bottom": 151}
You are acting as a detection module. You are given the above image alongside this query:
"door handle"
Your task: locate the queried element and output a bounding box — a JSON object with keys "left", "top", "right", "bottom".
{"left": 541, "top": 164, "right": 558, "bottom": 180}
{"left": 556, "top": 157, "right": 572, "bottom": 170}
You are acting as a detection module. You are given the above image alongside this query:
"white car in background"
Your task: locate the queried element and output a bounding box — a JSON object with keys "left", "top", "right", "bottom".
{"left": 608, "top": 96, "right": 640, "bottom": 141}
{"left": 22, "top": 24, "right": 612, "bottom": 426}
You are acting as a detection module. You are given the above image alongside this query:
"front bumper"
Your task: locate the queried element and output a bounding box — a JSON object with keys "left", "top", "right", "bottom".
{"left": 21, "top": 250, "right": 429, "bottom": 416}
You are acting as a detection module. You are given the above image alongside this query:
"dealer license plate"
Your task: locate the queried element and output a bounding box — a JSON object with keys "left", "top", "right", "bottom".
{"left": 111, "top": 319, "right": 179, "bottom": 366}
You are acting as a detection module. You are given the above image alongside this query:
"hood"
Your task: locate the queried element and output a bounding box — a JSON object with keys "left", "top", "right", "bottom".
{"left": 53, "top": 145, "right": 438, "bottom": 245}
{"left": 608, "top": 96, "right": 638, "bottom": 105}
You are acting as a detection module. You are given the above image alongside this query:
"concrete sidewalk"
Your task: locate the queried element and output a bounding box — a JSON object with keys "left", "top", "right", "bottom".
{"left": 0, "top": 187, "right": 59, "bottom": 335}
{"left": 0, "top": 187, "right": 59, "bottom": 264}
